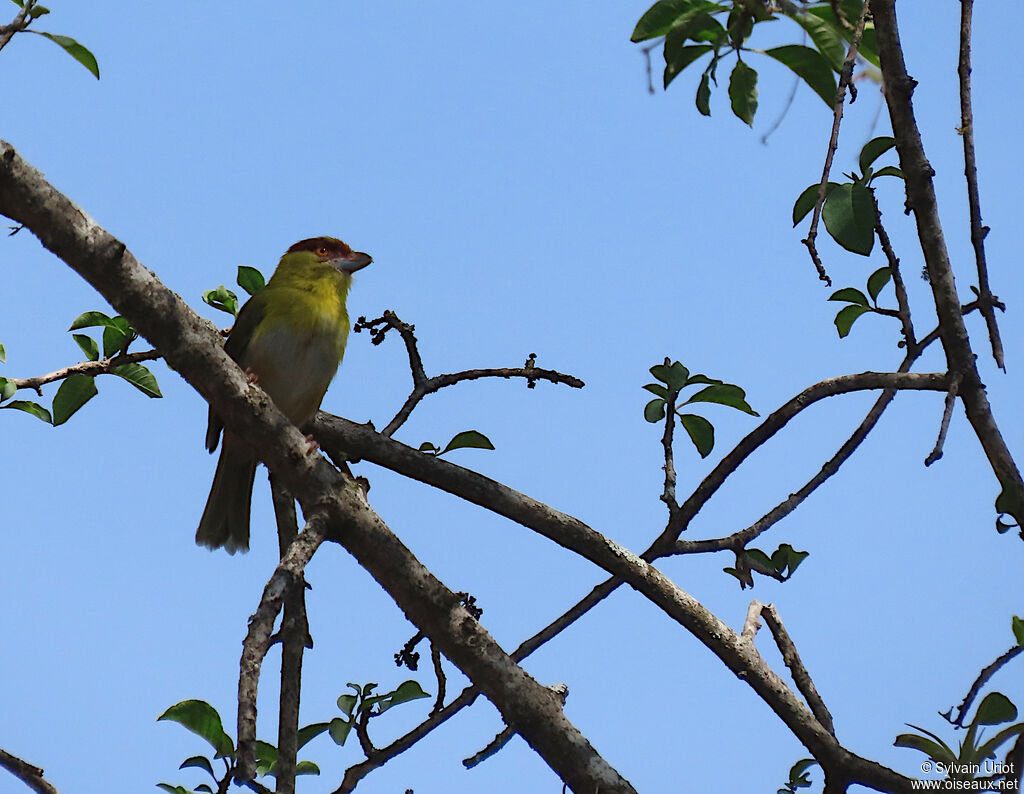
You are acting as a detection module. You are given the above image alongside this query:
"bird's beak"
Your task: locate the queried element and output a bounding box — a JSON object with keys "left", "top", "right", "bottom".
{"left": 336, "top": 251, "right": 372, "bottom": 273}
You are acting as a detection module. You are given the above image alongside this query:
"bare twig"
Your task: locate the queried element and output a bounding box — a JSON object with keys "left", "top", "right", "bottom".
{"left": 657, "top": 369, "right": 949, "bottom": 550}
{"left": 872, "top": 193, "right": 916, "bottom": 350}
{"left": 924, "top": 371, "right": 962, "bottom": 466}
{"left": 760, "top": 603, "right": 836, "bottom": 736}
{"left": 641, "top": 41, "right": 660, "bottom": 95}
{"left": 675, "top": 356, "right": 929, "bottom": 556}
{"left": 7, "top": 348, "right": 162, "bottom": 394}
{"left": 356, "top": 312, "right": 583, "bottom": 438}
{"left": 430, "top": 642, "right": 446, "bottom": 715}
{"left": 957, "top": 0, "right": 1004, "bottom": 371}
{"left": 0, "top": 747, "right": 59, "bottom": 794}
{"left": 944, "top": 643, "right": 1024, "bottom": 728}
{"left": 237, "top": 520, "right": 327, "bottom": 782}
{"left": 659, "top": 362, "right": 680, "bottom": 518}
{"left": 270, "top": 475, "right": 308, "bottom": 794}
{"left": 0, "top": 1, "right": 34, "bottom": 53}
{"left": 801, "top": 1, "right": 870, "bottom": 286}
{"left": 463, "top": 683, "right": 569, "bottom": 769}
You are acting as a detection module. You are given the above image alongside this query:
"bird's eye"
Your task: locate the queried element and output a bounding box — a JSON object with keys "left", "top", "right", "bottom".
{"left": 317, "top": 247, "right": 329, "bottom": 256}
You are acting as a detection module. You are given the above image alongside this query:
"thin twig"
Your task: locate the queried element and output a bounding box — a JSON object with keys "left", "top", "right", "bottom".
{"left": 356, "top": 311, "right": 584, "bottom": 438}
{"left": 7, "top": 348, "right": 162, "bottom": 394}
{"left": 676, "top": 355, "right": 930, "bottom": 555}
{"left": 463, "top": 683, "right": 568, "bottom": 769}
{"left": 957, "top": 0, "right": 1004, "bottom": 371}
{"left": 802, "top": 2, "right": 871, "bottom": 286}
{"left": 0, "top": 748, "right": 59, "bottom": 794}
{"left": 872, "top": 193, "right": 916, "bottom": 351}
{"left": 659, "top": 361, "right": 679, "bottom": 517}
{"left": 430, "top": 642, "right": 446, "bottom": 715}
{"left": 944, "top": 643, "right": 1024, "bottom": 728}
{"left": 761, "top": 604, "right": 836, "bottom": 736}
{"left": 924, "top": 371, "right": 962, "bottom": 466}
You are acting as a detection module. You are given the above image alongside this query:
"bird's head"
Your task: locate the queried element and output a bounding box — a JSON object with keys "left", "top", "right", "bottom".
{"left": 285, "top": 236, "right": 372, "bottom": 273}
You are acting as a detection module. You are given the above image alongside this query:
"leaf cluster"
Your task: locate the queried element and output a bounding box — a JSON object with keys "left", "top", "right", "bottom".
{"left": 632, "top": 0, "right": 878, "bottom": 125}
{"left": 157, "top": 699, "right": 323, "bottom": 793}
{"left": 643, "top": 359, "right": 758, "bottom": 459}
{"left": 792, "top": 136, "right": 903, "bottom": 257}
{"left": 9, "top": 0, "right": 99, "bottom": 78}
{"left": 724, "top": 542, "right": 809, "bottom": 588}
{"left": 0, "top": 310, "right": 161, "bottom": 425}
{"left": 327, "top": 680, "right": 430, "bottom": 748}
{"left": 202, "top": 265, "right": 266, "bottom": 317}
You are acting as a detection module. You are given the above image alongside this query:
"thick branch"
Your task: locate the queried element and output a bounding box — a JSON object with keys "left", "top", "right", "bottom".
{"left": 872, "top": 1, "right": 1024, "bottom": 528}
{"left": 0, "top": 748, "right": 58, "bottom": 794}
{"left": 0, "top": 140, "right": 635, "bottom": 794}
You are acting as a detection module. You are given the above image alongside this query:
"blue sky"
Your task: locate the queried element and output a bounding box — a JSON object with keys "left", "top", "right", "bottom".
{"left": 2, "top": 3, "right": 1022, "bottom": 793}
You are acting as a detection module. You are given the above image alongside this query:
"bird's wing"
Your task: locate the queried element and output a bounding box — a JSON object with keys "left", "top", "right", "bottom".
{"left": 205, "top": 294, "right": 268, "bottom": 452}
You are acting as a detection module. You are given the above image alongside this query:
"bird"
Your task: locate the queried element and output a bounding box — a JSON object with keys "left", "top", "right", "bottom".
{"left": 196, "top": 236, "right": 372, "bottom": 553}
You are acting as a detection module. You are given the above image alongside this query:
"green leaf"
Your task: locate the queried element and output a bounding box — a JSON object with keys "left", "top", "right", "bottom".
{"left": 439, "top": 430, "right": 495, "bottom": 455}
{"left": 745, "top": 548, "right": 775, "bottom": 574}
{"left": 792, "top": 12, "right": 846, "bottom": 71}
{"left": 764, "top": 45, "right": 837, "bottom": 107}
{"left": 631, "top": 0, "right": 727, "bottom": 42}
{"left": 871, "top": 165, "right": 904, "bottom": 180}
{"left": 295, "top": 761, "right": 320, "bottom": 776}
{"left": 828, "top": 287, "right": 869, "bottom": 306}
{"left": 237, "top": 266, "right": 266, "bottom": 296}
{"left": 792, "top": 182, "right": 839, "bottom": 226}
{"left": 68, "top": 310, "right": 113, "bottom": 331}
{"left": 894, "top": 732, "right": 956, "bottom": 765}
{"left": 28, "top": 31, "right": 100, "bottom": 79}
{"left": 336, "top": 694, "right": 358, "bottom": 717}
{"left": 644, "top": 383, "right": 671, "bottom": 400}
{"left": 679, "top": 413, "right": 714, "bottom": 457}
{"left": 418, "top": 441, "right": 440, "bottom": 455}
{"left": 254, "top": 740, "right": 278, "bottom": 776}
{"left": 297, "top": 722, "right": 330, "bottom": 750}
{"left": 1013, "top": 616, "right": 1024, "bottom": 647}
{"left": 644, "top": 398, "right": 667, "bottom": 423}
{"left": 380, "top": 680, "right": 430, "bottom": 712}
{"left": 728, "top": 59, "right": 758, "bottom": 125}
{"left": 0, "top": 376, "right": 16, "bottom": 401}
{"left": 975, "top": 692, "right": 1017, "bottom": 726}
{"left": 776, "top": 543, "right": 809, "bottom": 575}
{"left": 196, "top": 787, "right": 214, "bottom": 794}
{"left": 834, "top": 304, "right": 870, "bottom": 338}
{"left": 179, "top": 756, "right": 216, "bottom": 779}
{"left": 696, "top": 71, "right": 712, "bottom": 116}
{"left": 664, "top": 43, "right": 713, "bottom": 88}
{"left": 156, "top": 785, "right": 191, "bottom": 794}
{"left": 683, "top": 383, "right": 758, "bottom": 415}
{"left": 28, "top": 4, "right": 50, "bottom": 17}
{"left": 0, "top": 342, "right": 5, "bottom": 363}
{"left": 650, "top": 361, "right": 689, "bottom": 391}
{"left": 859, "top": 136, "right": 896, "bottom": 174}
{"left": 102, "top": 316, "right": 134, "bottom": 357}
{"left": 72, "top": 333, "right": 99, "bottom": 361}
{"left": 822, "top": 182, "right": 875, "bottom": 255}
{"left": 805, "top": 3, "right": 879, "bottom": 67}
{"left": 51, "top": 374, "right": 97, "bottom": 426}
{"left": 665, "top": 11, "right": 726, "bottom": 48}
{"left": 112, "top": 363, "right": 162, "bottom": 398}
{"left": 328, "top": 717, "right": 353, "bottom": 746}
{"left": 157, "top": 700, "right": 234, "bottom": 758}
{"left": 202, "top": 285, "right": 239, "bottom": 317}
{"left": 1, "top": 400, "right": 53, "bottom": 423}
{"left": 867, "top": 267, "right": 891, "bottom": 301}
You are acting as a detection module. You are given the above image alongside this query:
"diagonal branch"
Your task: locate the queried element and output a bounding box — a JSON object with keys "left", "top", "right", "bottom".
{"left": 872, "top": 0, "right": 1024, "bottom": 531}
{"left": 0, "top": 748, "right": 59, "bottom": 794}
{"left": 957, "top": 0, "right": 1004, "bottom": 371}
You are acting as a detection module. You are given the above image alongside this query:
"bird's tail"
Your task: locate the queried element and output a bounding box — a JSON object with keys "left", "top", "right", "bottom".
{"left": 196, "top": 439, "right": 257, "bottom": 554}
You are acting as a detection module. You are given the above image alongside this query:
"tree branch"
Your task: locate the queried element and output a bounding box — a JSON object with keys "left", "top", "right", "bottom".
{"left": 6, "top": 348, "right": 162, "bottom": 394}
{"left": 802, "top": 1, "right": 870, "bottom": 286}
{"left": 0, "top": 748, "right": 58, "bottom": 794}
{"left": 872, "top": 0, "right": 1024, "bottom": 532}
{"left": 0, "top": 1, "right": 34, "bottom": 53}
{"left": 957, "top": 0, "right": 1004, "bottom": 371}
